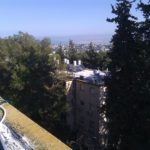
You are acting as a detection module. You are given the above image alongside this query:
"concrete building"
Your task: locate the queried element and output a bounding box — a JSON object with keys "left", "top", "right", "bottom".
{"left": 66, "top": 64, "right": 107, "bottom": 149}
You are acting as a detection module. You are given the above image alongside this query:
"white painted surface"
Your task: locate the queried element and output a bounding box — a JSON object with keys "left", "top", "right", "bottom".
{"left": 73, "top": 61, "right": 77, "bottom": 66}
{"left": 0, "top": 106, "right": 33, "bottom": 150}
{"left": 78, "top": 60, "right": 81, "bottom": 65}
{"left": 74, "top": 69, "right": 105, "bottom": 78}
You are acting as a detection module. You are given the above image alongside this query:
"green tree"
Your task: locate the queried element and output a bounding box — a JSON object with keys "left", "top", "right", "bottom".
{"left": 57, "top": 44, "right": 65, "bottom": 63}
{"left": 98, "top": 50, "right": 110, "bottom": 70}
{"left": 82, "top": 42, "right": 99, "bottom": 69}
{"left": 68, "top": 40, "right": 78, "bottom": 63}
{"left": 0, "top": 32, "right": 68, "bottom": 132}
{"left": 40, "top": 37, "right": 52, "bottom": 54}
{"left": 81, "top": 42, "right": 109, "bottom": 70}
{"left": 103, "top": 0, "right": 149, "bottom": 149}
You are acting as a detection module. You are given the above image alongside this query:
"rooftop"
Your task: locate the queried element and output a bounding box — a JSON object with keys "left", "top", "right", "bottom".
{"left": 66, "top": 64, "right": 106, "bottom": 85}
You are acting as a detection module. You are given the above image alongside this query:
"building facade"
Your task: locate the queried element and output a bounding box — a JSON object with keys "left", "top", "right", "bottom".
{"left": 66, "top": 77, "right": 107, "bottom": 149}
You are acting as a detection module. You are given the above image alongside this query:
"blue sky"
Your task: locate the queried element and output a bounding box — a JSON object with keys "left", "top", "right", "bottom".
{"left": 0, "top": 0, "right": 148, "bottom": 39}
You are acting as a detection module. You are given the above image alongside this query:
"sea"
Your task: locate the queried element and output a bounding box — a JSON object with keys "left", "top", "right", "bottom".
{"left": 50, "top": 34, "right": 112, "bottom": 45}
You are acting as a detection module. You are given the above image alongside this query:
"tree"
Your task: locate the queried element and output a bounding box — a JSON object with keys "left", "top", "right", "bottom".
{"left": 0, "top": 32, "right": 68, "bottom": 132}
{"left": 82, "top": 42, "right": 99, "bottom": 69}
{"left": 103, "top": 0, "right": 150, "bottom": 149}
{"left": 57, "top": 44, "right": 65, "bottom": 63}
{"left": 138, "top": 0, "right": 150, "bottom": 48}
{"left": 40, "top": 37, "right": 52, "bottom": 54}
{"left": 68, "top": 40, "right": 78, "bottom": 63}
{"left": 81, "top": 42, "right": 109, "bottom": 70}
{"left": 98, "top": 50, "right": 110, "bottom": 70}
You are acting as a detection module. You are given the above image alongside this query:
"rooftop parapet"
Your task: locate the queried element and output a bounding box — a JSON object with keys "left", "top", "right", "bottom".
{"left": 0, "top": 98, "right": 71, "bottom": 150}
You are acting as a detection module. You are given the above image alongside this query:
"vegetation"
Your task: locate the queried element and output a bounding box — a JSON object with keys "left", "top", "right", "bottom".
{"left": 56, "top": 44, "right": 65, "bottom": 63}
{"left": 0, "top": 1, "right": 149, "bottom": 149}
{"left": 67, "top": 40, "right": 78, "bottom": 63}
{"left": 55, "top": 40, "right": 110, "bottom": 71}
{"left": 81, "top": 42, "right": 110, "bottom": 70}
{"left": 104, "top": 0, "right": 150, "bottom": 150}
{"left": 0, "top": 32, "right": 68, "bottom": 134}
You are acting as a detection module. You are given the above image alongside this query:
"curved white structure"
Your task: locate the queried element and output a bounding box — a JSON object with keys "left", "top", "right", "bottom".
{"left": 0, "top": 106, "right": 6, "bottom": 124}
{"left": 0, "top": 106, "right": 6, "bottom": 150}
{"left": 0, "top": 105, "right": 33, "bottom": 150}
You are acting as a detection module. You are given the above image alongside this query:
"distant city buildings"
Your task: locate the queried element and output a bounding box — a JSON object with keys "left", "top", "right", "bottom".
{"left": 52, "top": 43, "right": 111, "bottom": 53}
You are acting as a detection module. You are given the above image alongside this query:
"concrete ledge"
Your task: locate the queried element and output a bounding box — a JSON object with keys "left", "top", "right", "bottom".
{"left": 2, "top": 103, "right": 71, "bottom": 150}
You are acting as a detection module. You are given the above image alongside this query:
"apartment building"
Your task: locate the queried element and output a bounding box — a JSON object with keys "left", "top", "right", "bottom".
{"left": 66, "top": 63, "right": 107, "bottom": 149}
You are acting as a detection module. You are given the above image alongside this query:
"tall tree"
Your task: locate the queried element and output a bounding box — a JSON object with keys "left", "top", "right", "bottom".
{"left": 40, "top": 37, "right": 52, "bottom": 54}
{"left": 82, "top": 42, "right": 99, "bottom": 69}
{"left": 98, "top": 51, "right": 110, "bottom": 70}
{"left": 138, "top": 0, "right": 150, "bottom": 46}
{"left": 68, "top": 40, "right": 78, "bottom": 63}
{"left": 57, "top": 44, "right": 65, "bottom": 62}
{"left": 81, "top": 42, "right": 109, "bottom": 70}
{"left": 134, "top": 1, "right": 150, "bottom": 149}
{"left": 0, "top": 32, "right": 68, "bottom": 132}
{"left": 102, "top": 0, "right": 149, "bottom": 149}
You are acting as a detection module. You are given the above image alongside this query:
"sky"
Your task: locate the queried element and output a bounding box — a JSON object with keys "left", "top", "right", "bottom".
{"left": 0, "top": 0, "right": 148, "bottom": 43}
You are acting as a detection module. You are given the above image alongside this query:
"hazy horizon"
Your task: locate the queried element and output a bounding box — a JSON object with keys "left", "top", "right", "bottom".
{"left": 50, "top": 34, "right": 112, "bottom": 45}
{"left": 0, "top": 0, "right": 148, "bottom": 43}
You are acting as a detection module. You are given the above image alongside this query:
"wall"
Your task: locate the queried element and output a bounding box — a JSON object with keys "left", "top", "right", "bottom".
{"left": 66, "top": 79, "right": 106, "bottom": 149}
{"left": 1, "top": 102, "right": 71, "bottom": 150}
